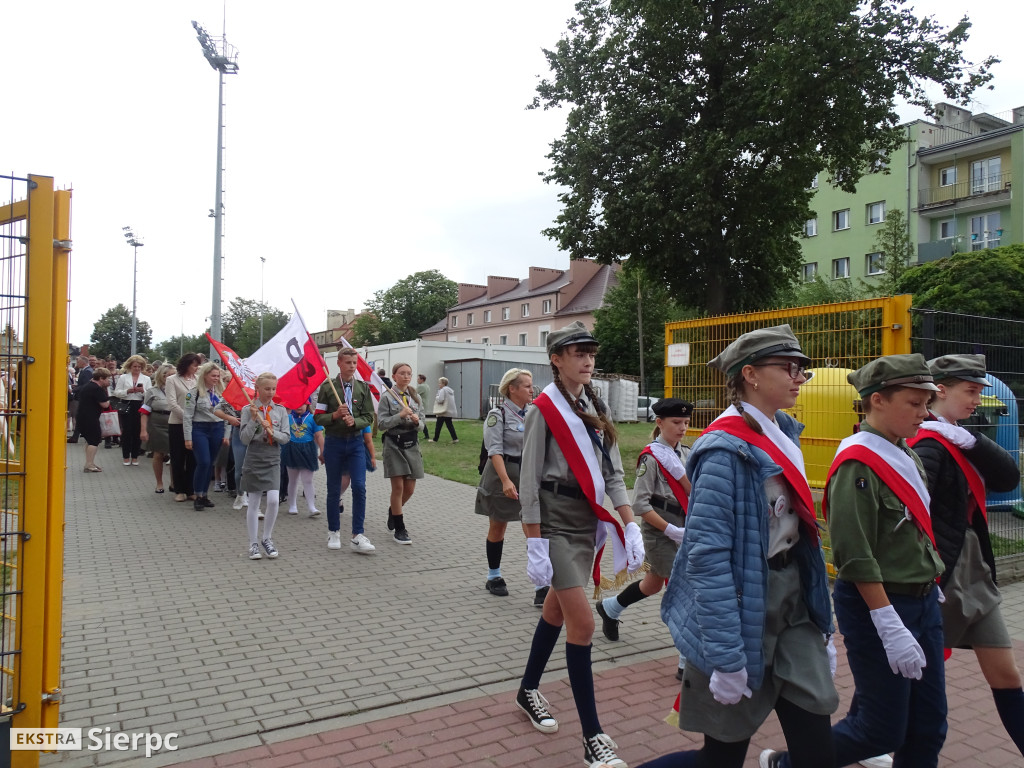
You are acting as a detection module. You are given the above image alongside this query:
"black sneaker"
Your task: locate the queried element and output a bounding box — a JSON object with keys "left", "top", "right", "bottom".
{"left": 485, "top": 577, "right": 509, "bottom": 596}
{"left": 194, "top": 499, "right": 205, "bottom": 511}
{"left": 583, "top": 733, "right": 625, "bottom": 768}
{"left": 759, "top": 750, "right": 783, "bottom": 768}
{"left": 393, "top": 529, "right": 412, "bottom": 545}
{"left": 386, "top": 506, "right": 395, "bottom": 530}
{"left": 595, "top": 601, "right": 620, "bottom": 641}
{"left": 515, "top": 688, "right": 558, "bottom": 733}
{"left": 533, "top": 585, "right": 549, "bottom": 608}
{"left": 202, "top": 497, "right": 215, "bottom": 508}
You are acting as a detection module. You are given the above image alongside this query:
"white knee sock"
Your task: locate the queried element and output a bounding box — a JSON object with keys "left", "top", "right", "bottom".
{"left": 263, "top": 490, "right": 280, "bottom": 540}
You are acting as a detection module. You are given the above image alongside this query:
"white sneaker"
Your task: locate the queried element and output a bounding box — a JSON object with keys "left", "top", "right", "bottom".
{"left": 859, "top": 757, "right": 894, "bottom": 768}
{"left": 350, "top": 533, "right": 376, "bottom": 554}
{"left": 248, "top": 543, "right": 261, "bottom": 560}
{"left": 327, "top": 531, "right": 342, "bottom": 550}
{"left": 287, "top": 507, "right": 299, "bottom": 515}
{"left": 233, "top": 492, "right": 246, "bottom": 510}
{"left": 307, "top": 508, "right": 321, "bottom": 518}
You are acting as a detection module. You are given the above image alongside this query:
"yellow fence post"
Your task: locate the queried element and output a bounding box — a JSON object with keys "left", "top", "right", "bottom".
{"left": 882, "top": 294, "right": 913, "bottom": 356}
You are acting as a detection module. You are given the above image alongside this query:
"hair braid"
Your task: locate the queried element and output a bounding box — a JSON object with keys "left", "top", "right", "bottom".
{"left": 726, "top": 373, "right": 763, "bottom": 435}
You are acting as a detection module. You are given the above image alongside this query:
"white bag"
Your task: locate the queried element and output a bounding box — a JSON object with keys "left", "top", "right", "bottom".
{"left": 99, "top": 410, "right": 121, "bottom": 437}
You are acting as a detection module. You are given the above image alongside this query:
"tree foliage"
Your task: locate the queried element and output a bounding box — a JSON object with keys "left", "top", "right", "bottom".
{"left": 89, "top": 304, "right": 152, "bottom": 360}
{"left": 532, "top": 0, "right": 995, "bottom": 314}
{"left": 897, "top": 244, "right": 1024, "bottom": 319}
{"left": 593, "top": 268, "right": 689, "bottom": 393}
{"left": 354, "top": 270, "right": 458, "bottom": 345}
{"left": 152, "top": 333, "right": 210, "bottom": 365}
{"left": 869, "top": 208, "right": 914, "bottom": 296}
{"left": 221, "top": 298, "right": 290, "bottom": 357}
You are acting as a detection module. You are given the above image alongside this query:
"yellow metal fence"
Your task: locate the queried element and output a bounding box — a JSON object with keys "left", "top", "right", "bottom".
{"left": 1, "top": 174, "right": 71, "bottom": 767}
{"left": 664, "top": 296, "right": 912, "bottom": 488}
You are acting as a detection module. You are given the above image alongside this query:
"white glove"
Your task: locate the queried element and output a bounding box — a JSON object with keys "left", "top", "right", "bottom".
{"left": 664, "top": 524, "right": 685, "bottom": 544}
{"left": 935, "top": 584, "right": 945, "bottom": 604}
{"left": 917, "top": 420, "right": 977, "bottom": 449}
{"left": 825, "top": 635, "right": 837, "bottom": 679}
{"left": 526, "top": 538, "right": 553, "bottom": 587}
{"left": 624, "top": 521, "right": 645, "bottom": 572}
{"left": 709, "top": 668, "right": 752, "bottom": 705}
{"left": 870, "top": 604, "right": 926, "bottom": 679}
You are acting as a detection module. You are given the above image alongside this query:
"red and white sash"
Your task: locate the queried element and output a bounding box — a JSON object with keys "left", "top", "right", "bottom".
{"left": 703, "top": 404, "right": 817, "bottom": 536}
{"left": 908, "top": 425, "right": 986, "bottom": 523}
{"left": 532, "top": 383, "right": 628, "bottom": 585}
{"left": 638, "top": 443, "right": 689, "bottom": 513}
{"left": 824, "top": 431, "right": 935, "bottom": 544}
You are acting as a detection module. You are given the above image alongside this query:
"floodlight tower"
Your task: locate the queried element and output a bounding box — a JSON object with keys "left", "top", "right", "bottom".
{"left": 122, "top": 226, "right": 144, "bottom": 357}
{"left": 192, "top": 19, "right": 239, "bottom": 359}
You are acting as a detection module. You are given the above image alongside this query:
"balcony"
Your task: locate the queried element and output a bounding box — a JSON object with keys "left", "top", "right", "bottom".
{"left": 919, "top": 170, "right": 1012, "bottom": 210}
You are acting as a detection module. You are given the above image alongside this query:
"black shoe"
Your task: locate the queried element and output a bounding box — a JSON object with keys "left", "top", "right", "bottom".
{"left": 194, "top": 499, "right": 205, "bottom": 511}
{"left": 202, "top": 497, "right": 215, "bottom": 508}
{"left": 393, "top": 529, "right": 411, "bottom": 545}
{"left": 675, "top": 665, "right": 685, "bottom": 681}
{"left": 339, "top": 502, "right": 344, "bottom": 517}
{"left": 485, "top": 577, "right": 509, "bottom": 596}
{"left": 595, "top": 601, "right": 620, "bottom": 641}
{"left": 583, "top": 733, "right": 624, "bottom": 768}
{"left": 386, "top": 507, "right": 395, "bottom": 530}
{"left": 66, "top": 438, "right": 78, "bottom": 444}
{"left": 533, "top": 585, "right": 549, "bottom": 608}
{"left": 280, "top": 494, "right": 288, "bottom": 504}
{"left": 515, "top": 687, "right": 558, "bottom": 733}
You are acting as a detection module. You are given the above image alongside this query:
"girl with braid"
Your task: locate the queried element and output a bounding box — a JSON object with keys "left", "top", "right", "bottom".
{"left": 515, "top": 322, "right": 644, "bottom": 768}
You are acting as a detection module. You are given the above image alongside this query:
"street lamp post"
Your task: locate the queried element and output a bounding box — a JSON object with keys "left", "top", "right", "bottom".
{"left": 122, "top": 226, "right": 143, "bottom": 357}
{"left": 192, "top": 20, "right": 239, "bottom": 359}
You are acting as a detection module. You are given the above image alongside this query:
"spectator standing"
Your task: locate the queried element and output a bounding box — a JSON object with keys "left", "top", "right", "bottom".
{"left": 183, "top": 362, "right": 227, "bottom": 511}
{"left": 67, "top": 355, "right": 93, "bottom": 443}
{"left": 166, "top": 353, "right": 200, "bottom": 502}
{"left": 140, "top": 364, "right": 174, "bottom": 493}
{"left": 114, "top": 355, "right": 151, "bottom": 466}
{"left": 77, "top": 367, "right": 111, "bottom": 472}
{"left": 416, "top": 374, "right": 430, "bottom": 439}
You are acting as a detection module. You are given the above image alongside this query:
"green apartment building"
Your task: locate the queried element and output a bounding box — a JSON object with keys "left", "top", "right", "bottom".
{"left": 800, "top": 102, "right": 1024, "bottom": 283}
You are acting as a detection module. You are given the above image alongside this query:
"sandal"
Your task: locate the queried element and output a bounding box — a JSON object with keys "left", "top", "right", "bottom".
{"left": 83, "top": 466, "right": 103, "bottom": 473}
{"left": 155, "top": 488, "right": 165, "bottom": 494}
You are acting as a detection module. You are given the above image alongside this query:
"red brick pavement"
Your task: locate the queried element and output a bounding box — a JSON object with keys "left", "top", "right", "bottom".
{"left": 172, "top": 638, "right": 1024, "bottom": 768}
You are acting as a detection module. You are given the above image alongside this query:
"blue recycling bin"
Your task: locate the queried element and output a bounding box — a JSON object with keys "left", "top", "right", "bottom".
{"left": 977, "top": 374, "right": 1022, "bottom": 511}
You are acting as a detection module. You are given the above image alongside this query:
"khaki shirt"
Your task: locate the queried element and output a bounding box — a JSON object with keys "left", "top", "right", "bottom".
{"left": 520, "top": 392, "right": 629, "bottom": 525}
{"left": 828, "top": 424, "right": 944, "bottom": 584}
{"left": 377, "top": 388, "right": 424, "bottom": 433}
{"left": 483, "top": 402, "right": 528, "bottom": 458}
{"left": 632, "top": 436, "right": 689, "bottom": 517}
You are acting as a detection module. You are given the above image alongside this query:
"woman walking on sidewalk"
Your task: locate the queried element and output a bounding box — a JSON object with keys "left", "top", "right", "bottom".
{"left": 514, "top": 322, "right": 644, "bottom": 768}
{"left": 378, "top": 363, "right": 424, "bottom": 545}
{"left": 239, "top": 373, "right": 290, "bottom": 560}
{"left": 432, "top": 376, "right": 459, "bottom": 443}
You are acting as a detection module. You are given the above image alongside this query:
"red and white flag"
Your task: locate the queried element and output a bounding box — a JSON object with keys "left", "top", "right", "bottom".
{"left": 335, "top": 336, "right": 386, "bottom": 413}
{"left": 208, "top": 302, "right": 327, "bottom": 411}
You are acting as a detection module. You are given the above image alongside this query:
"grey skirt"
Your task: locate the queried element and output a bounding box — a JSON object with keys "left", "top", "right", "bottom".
{"left": 642, "top": 509, "right": 683, "bottom": 579}
{"left": 239, "top": 441, "right": 281, "bottom": 492}
{"left": 678, "top": 558, "right": 838, "bottom": 742}
{"left": 942, "top": 529, "right": 1011, "bottom": 649}
{"left": 475, "top": 459, "right": 522, "bottom": 522}
{"left": 382, "top": 435, "right": 424, "bottom": 479}
{"left": 144, "top": 411, "right": 170, "bottom": 454}
{"left": 540, "top": 488, "right": 598, "bottom": 591}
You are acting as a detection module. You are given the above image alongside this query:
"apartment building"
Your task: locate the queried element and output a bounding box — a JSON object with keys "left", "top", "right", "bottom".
{"left": 799, "top": 102, "right": 1023, "bottom": 283}
{"left": 419, "top": 260, "right": 620, "bottom": 347}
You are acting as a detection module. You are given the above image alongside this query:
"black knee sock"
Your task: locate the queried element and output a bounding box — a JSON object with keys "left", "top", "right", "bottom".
{"left": 486, "top": 539, "right": 503, "bottom": 571}
{"left": 521, "top": 617, "right": 561, "bottom": 690}
{"left": 566, "top": 642, "right": 601, "bottom": 738}
{"left": 616, "top": 580, "right": 648, "bottom": 609}
{"left": 993, "top": 687, "right": 1024, "bottom": 756}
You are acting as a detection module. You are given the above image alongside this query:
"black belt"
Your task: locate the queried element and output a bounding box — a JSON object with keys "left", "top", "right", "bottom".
{"left": 541, "top": 480, "right": 585, "bottom": 499}
{"left": 884, "top": 581, "right": 935, "bottom": 598}
{"left": 767, "top": 549, "right": 794, "bottom": 571}
{"left": 504, "top": 455, "right": 521, "bottom": 465}
{"left": 150, "top": 410, "right": 170, "bottom": 415}
{"left": 649, "top": 495, "right": 682, "bottom": 516}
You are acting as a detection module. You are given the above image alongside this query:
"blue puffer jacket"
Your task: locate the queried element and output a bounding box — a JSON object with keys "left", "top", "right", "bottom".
{"left": 660, "top": 410, "right": 833, "bottom": 690}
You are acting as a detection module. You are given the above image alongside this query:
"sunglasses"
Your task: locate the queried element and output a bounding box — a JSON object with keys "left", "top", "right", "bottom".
{"left": 752, "top": 361, "right": 814, "bottom": 381}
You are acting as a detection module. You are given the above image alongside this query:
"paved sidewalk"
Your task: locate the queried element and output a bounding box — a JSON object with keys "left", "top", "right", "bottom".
{"left": 45, "top": 443, "right": 1024, "bottom": 767}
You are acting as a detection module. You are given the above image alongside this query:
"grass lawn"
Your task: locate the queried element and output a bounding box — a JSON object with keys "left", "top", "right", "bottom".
{"left": 420, "top": 419, "right": 663, "bottom": 490}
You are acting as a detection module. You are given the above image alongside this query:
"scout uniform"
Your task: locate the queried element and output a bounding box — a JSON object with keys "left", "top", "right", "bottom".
{"left": 377, "top": 386, "right": 425, "bottom": 480}
{"left": 475, "top": 399, "right": 528, "bottom": 523}
{"left": 825, "top": 354, "right": 947, "bottom": 768}
{"left": 633, "top": 430, "right": 690, "bottom": 578}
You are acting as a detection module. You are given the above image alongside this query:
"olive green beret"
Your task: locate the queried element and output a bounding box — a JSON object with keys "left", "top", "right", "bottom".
{"left": 927, "top": 354, "right": 991, "bottom": 387}
{"left": 848, "top": 354, "right": 939, "bottom": 397}
{"left": 708, "top": 324, "right": 810, "bottom": 377}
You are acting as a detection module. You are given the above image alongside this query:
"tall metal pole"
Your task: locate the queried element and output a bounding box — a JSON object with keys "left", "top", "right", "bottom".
{"left": 636, "top": 272, "right": 646, "bottom": 404}
{"left": 259, "top": 256, "right": 266, "bottom": 346}
{"left": 211, "top": 69, "right": 225, "bottom": 358}
{"left": 123, "top": 226, "right": 143, "bottom": 357}
{"left": 180, "top": 301, "right": 186, "bottom": 358}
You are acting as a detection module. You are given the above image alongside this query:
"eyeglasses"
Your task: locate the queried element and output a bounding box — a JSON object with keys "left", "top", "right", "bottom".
{"left": 752, "top": 361, "right": 814, "bottom": 381}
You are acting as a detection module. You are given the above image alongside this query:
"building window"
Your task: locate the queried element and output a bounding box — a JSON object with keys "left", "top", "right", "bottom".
{"left": 866, "top": 252, "right": 885, "bottom": 275}
{"left": 833, "top": 257, "right": 850, "bottom": 279}
{"left": 539, "top": 330, "right": 549, "bottom": 347}
{"left": 519, "top": 333, "right": 528, "bottom": 346}
{"left": 502, "top": 307, "right": 510, "bottom": 320}
{"left": 521, "top": 303, "right": 530, "bottom": 318}
{"left": 542, "top": 299, "right": 552, "bottom": 314}
{"left": 939, "top": 219, "right": 956, "bottom": 239}
{"left": 809, "top": 173, "right": 819, "bottom": 189}
{"left": 484, "top": 310, "right": 491, "bottom": 323}
{"left": 971, "top": 157, "right": 1002, "bottom": 194}
{"left": 867, "top": 201, "right": 885, "bottom": 225}
{"left": 481, "top": 337, "right": 489, "bottom": 344}
{"left": 449, "top": 335, "right": 458, "bottom": 342}
{"left": 802, "top": 263, "right": 817, "bottom": 282}
{"left": 451, "top": 315, "right": 458, "bottom": 328}
{"left": 940, "top": 167, "right": 956, "bottom": 186}
{"left": 499, "top": 335, "right": 508, "bottom": 345}
{"left": 465, "top": 338, "right": 472, "bottom": 343}
{"left": 872, "top": 152, "right": 889, "bottom": 172}
{"left": 804, "top": 218, "right": 817, "bottom": 237}
{"left": 833, "top": 209, "right": 850, "bottom": 231}
{"left": 971, "top": 212, "right": 1002, "bottom": 250}
{"left": 467, "top": 313, "right": 474, "bottom": 326}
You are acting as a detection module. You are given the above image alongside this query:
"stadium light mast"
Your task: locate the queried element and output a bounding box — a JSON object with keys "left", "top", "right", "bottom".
{"left": 122, "top": 226, "right": 144, "bottom": 357}
{"left": 192, "top": 19, "right": 239, "bottom": 360}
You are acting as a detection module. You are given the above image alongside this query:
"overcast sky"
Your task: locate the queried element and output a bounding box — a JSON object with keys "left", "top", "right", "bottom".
{"left": 3, "top": 1, "right": 1021, "bottom": 348}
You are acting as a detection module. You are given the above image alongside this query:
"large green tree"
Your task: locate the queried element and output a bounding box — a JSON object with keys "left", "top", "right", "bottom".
{"left": 897, "top": 244, "right": 1024, "bottom": 319}
{"left": 89, "top": 304, "right": 152, "bottom": 360}
{"left": 152, "top": 333, "right": 210, "bottom": 365}
{"left": 532, "top": 0, "right": 995, "bottom": 314}
{"left": 353, "top": 270, "right": 458, "bottom": 345}
{"left": 593, "top": 269, "right": 687, "bottom": 393}
{"left": 221, "top": 298, "right": 290, "bottom": 357}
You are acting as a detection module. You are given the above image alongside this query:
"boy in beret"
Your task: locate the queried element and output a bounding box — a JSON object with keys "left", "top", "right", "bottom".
{"left": 908, "top": 354, "right": 1024, "bottom": 756}
{"left": 761, "top": 353, "right": 946, "bottom": 768}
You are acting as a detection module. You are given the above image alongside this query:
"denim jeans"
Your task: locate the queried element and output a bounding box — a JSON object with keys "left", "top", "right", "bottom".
{"left": 230, "top": 428, "right": 246, "bottom": 490}
{"left": 831, "top": 579, "right": 947, "bottom": 768}
{"left": 325, "top": 434, "right": 366, "bottom": 536}
{"left": 191, "top": 420, "right": 225, "bottom": 496}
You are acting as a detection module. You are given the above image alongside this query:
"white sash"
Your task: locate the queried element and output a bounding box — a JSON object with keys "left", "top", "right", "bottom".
{"left": 835, "top": 431, "right": 931, "bottom": 511}
{"left": 719, "top": 403, "right": 807, "bottom": 479}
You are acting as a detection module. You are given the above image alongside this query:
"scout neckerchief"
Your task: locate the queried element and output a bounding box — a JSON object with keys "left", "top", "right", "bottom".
{"left": 532, "top": 382, "right": 631, "bottom": 589}
{"left": 908, "top": 418, "right": 986, "bottom": 524}
{"left": 703, "top": 403, "right": 817, "bottom": 537}
{"left": 638, "top": 441, "right": 689, "bottom": 512}
{"left": 257, "top": 401, "right": 275, "bottom": 445}
{"left": 824, "top": 430, "right": 934, "bottom": 545}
